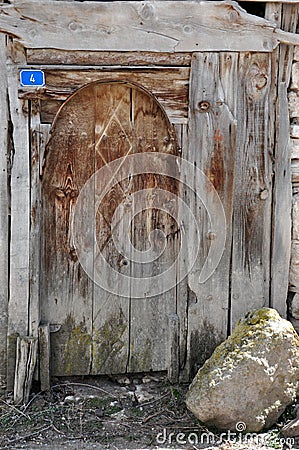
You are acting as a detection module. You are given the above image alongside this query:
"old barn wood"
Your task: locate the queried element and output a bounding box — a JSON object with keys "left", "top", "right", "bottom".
{"left": 0, "top": 0, "right": 298, "bottom": 401}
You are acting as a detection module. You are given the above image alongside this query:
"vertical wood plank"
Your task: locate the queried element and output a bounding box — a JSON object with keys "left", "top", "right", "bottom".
{"left": 29, "top": 100, "right": 41, "bottom": 337}
{"left": 174, "top": 123, "right": 189, "bottom": 381}
{"left": 14, "top": 336, "right": 37, "bottom": 405}
{"left": 92, "top": 83, "right": 131, "bottom": 375}
{"left": 7, "top": 43, "right": 30, "bottom": 390}
{"left": 41, "top": 86, "right": 95, "bottom": 376}
{"left": 185, "top": 53, "right": 237, "bottom": 376}
{"left": 128, "top": 86, "right": 180, "bottom": 374}
{"left": 0, "top": 28, "right": 8, "bottom": 389}
{"left": 38, "top": 324, "right": 50, "bottom": 391}
{"left": 230, "top": 52, "right": 274, "bottom": 327}
{"left": 271, "top": 5, "right": 298, "bottom": 316}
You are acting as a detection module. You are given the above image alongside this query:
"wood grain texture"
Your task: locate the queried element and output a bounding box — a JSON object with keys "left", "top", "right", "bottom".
{"left": 29, "top": 100, "right": 41, "bottom": 337}
{"left": 7, "top": 46, "right": 30, "bottom": 338}
{"left": 271, "top": 5, "right": 298, "bottom": 314}
{"left": 185, "top": 53, "right": 237, "bottom": 376}
{"left": 127, "top": 85, "right": 180, "bottom": 374}
{"left": 26, "top": 49, "right": 192, "bottom": 67}
{"left": 20, "top": 68, "right": 190, "bottom": 123}
{"left": 230, "top": 53, "right": 274, "bottom": 327}
{"left": 243, "top": 0, "right": 299, "bottom": 2}
{"left": 92, "top": 83, "right": 131, "bottom": 375}
{"left": 14, "top": 336, "right": 37, "bottom": 404}
{"left": 0, "top": 1, "right": 280, "bottom": 52}
{"left": 0, "top": 31, "right": 8, "bottom": 386}
{"left": 41, "top": 86, "right": 95, "bottom": 376}
{"left": 41, "top": 81, "right": 183, "bottom": 376}
{"left": 38, "top": 324, "right": 50, "bottom": 391}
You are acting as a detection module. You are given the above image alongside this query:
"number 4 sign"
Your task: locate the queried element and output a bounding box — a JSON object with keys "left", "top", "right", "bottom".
{"left": 20, "top": 70, "right": 45, "bottom": 87}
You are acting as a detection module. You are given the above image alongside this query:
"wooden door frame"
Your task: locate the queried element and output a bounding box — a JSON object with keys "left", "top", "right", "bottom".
{"left": 0, "top": 0, "right": 298, "bottom": 390}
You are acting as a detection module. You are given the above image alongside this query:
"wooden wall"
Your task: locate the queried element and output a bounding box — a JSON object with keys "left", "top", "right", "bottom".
{"left": 0, "top": 0, "right": 298, "bottom": 391}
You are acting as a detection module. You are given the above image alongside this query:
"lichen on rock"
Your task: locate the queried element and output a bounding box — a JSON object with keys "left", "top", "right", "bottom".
{"left": 186, "top": 308, "right": 299, "bottom": 432}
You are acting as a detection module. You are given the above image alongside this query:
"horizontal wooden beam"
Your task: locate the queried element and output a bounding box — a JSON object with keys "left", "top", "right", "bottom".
{"left": 240, "top": 0, "right": 299, "bottom": 2}
{"left": 26, "top": 50, "right": 192, "bottom": 66}
{"left": 0, "top": 1, "right": 285, "bottom": 52}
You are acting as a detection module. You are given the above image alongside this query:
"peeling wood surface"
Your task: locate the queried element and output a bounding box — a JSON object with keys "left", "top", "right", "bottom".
{"left": 41, "top": 81, "right": 181, "bottom": 375}
{"left": 19, "top": 68, "right": 190, "bottom": 123}
{"left": 0, "top": 1, "right": 280, "bottom": 52}
{"left": 26, "top": 50, "right": 192, "bottom": 67}
{"left": 185, "top": 53, "right": 237, "bottom": 376}
{"left": 230, "top": 52, "right": 274, "bottom": 327}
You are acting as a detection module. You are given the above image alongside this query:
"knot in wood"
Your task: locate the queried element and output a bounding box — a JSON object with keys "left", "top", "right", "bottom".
{"left": 198, "top": 101, "right": 211, "bottom": 113}
{"left": 255, "top": 73, "right": 268, "bottom": 90}
{"left": 139, "top": 3, "right": 154, "bottom": 20}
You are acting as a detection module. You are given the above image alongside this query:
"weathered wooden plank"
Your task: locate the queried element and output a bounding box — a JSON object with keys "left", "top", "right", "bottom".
{"left": 14, "top": 336, "right": 37, "bottom": 404}
{"left": 230, "top": 53, "right": 274, "bottom": 327}
{"left": 185, "top": 53, "right": 237, "bottom": 377}
{"left": 20, "top": 68, "right": 190, "bottom": 123}
{"left": 168, "top": 314, "right": 180, "bottom": 383}
{"left": 0, "top": 1, "right": 280, "bottom": 52}
{"left": 7, "top": 44, "right": 30, "bottom": 338}
{"left": 38, "top": 324, "right": 50, "bottom": 391}
{"left": 92, "top": 83, "right": 132, "bottom": 375}
{"left": 174, "top": 123, "right": 189, "bottom": 382}
{"left": 265, "top": 3, "right": 282, "bottom": 25}
{"left": 26, "top": 49, "right": 192, "bottom": 67}
{"left": 271, "top": 4, "right": 298, "bottom": 315}
{"left": 29, "top": 100, "right": 41, "bottom": 338}
{"left": 41, "top": 87, "right": 95, "bottom": 376}
{"left": 242, "top": 0, "right": 299, "bottom": 3}
{"left": 127, "top": 86, "right": 180, "bottom": 374}
{"left": 0, "top": 28, "right": 8, "bottom": 389}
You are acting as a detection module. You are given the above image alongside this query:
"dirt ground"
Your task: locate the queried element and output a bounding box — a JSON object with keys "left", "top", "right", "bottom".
{"left": 0, "top": 374, "right": 297, "bottom": 450}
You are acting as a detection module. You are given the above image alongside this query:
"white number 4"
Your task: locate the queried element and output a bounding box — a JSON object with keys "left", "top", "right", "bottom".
{"left": 30, "top": 74, "right": 35, "bottom": 83}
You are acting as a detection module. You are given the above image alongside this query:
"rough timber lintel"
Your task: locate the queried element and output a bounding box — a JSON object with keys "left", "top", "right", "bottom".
{"left": 0, "top": 0, "right": 298, "bottom": 52}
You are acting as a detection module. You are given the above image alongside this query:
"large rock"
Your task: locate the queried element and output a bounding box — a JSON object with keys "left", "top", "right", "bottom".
{"left": 186, "top": 308, "right": 299, "bottom": 432}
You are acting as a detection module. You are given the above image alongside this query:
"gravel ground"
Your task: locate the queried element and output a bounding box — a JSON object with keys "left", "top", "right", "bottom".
{"left": 0, "top": 374, "right": 297, "bottom": 450}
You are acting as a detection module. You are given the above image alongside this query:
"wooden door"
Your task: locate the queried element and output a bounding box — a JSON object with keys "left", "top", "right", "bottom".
{"left": 41, "top": 81, "right": 182, "bottom": 376}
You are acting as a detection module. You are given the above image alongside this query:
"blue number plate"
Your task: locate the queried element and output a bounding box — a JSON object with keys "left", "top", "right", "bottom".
{"left": 20, "top": 70, "right": 45, "bottom": 87}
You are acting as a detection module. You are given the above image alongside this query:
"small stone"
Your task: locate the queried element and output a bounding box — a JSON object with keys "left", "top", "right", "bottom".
{"left": 291, "top": 139, "right": 299, "bottom": 159}
{"left": 186, "top": 308, "right": 299, "bottom": 432}
{"left": 292, "top": 62, "right": 299, "bottom": 90}
{"left": 291, "top": 125, "right": 299, "bottom": 139}
{"left": 116, "top": 376, "right": 131, "bottom": 385}
{"left": 295, "top": 47, "right": 299, "bottom": 62}
{"left": 134, "top": 385, "right": 155, "bottom": 404}
{"left": 289, "top": 92, "right": 299, "bottom": 119}
{"left": 64, "top": 395, "right": 76, "bottom": 403}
